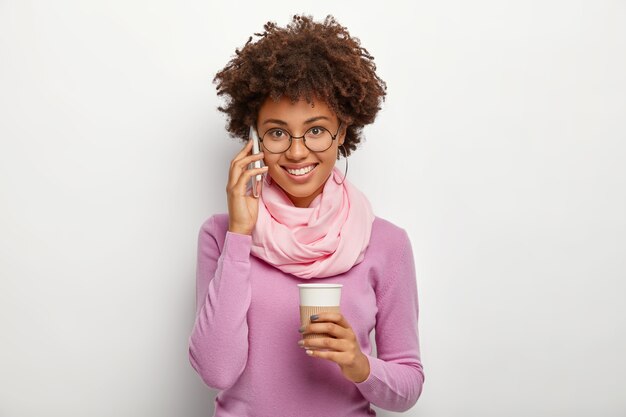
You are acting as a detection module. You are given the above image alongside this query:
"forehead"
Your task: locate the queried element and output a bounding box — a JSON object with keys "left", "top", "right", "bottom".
{"left": 257, "top": 96, "right": 336, "bottom": 124}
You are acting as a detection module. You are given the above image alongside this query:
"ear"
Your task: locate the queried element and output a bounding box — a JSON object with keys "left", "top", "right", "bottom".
{"left": 338, "top": 124, "right": 348, "bottom": 146}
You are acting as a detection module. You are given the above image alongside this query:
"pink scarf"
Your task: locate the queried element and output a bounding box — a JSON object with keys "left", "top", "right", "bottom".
{"left": 250, "top": 166, "right": 374, "bottom": 279}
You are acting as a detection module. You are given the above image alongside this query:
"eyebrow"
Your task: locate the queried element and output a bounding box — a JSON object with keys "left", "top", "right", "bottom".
{"left": 262, "top": 116, "right": 331, "bottom": 125}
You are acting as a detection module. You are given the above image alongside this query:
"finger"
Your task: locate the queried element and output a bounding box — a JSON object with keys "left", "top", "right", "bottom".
{"left": 300, "top": 336, "right": 348, "bottom": 352}
{"left": 304, "top": 348, "right": 346, "bottom": 364}
{"left": 228, "top": 153, "right": 266, "bottom": 187}
{"left": 238, "top": 166, "right": 268, "bottom": 186}
{"left": 310, "top": 312, "right": 352, "bottom": 330}
{"left": 232, "top": 140, "right": 266, "bottom": 167}
{"left": 231, "top": 166, "right": 268, "bottom": 194}
{"left": 306, "top": 312, "right": 353, "bottom": 337}
{"left": 237, "top": 150, "right": 265, "bottom": 165}
{"left": 303, "top": 322, "right": 350, "bottom": 339}
{"left": 230, "top": 151, "right": 264, "bottom": 176}
{"left": 229, "top": 140, "right": 263, "bottom": 181}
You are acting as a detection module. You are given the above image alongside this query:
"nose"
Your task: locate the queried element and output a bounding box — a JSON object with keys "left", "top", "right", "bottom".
{"left": 285, "top": 136, "right": 309, "bottom": 160}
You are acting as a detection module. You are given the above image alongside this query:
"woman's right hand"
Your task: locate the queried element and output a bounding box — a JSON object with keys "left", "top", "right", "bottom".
{"left": 226, "top": 140, "right": 269, "bottom": 235}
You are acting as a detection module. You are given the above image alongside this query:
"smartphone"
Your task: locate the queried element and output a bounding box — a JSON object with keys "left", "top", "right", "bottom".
{"left": 249, "top": 125, "right": 263, "bottom": 198}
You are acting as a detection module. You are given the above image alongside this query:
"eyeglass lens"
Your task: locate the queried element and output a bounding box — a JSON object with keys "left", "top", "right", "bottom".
{"left": 262, "top": 127, "right": 334, "bottom": 153}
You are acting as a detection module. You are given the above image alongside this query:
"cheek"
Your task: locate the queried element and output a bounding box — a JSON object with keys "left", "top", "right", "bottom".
{"left": 323, "top": 149, "right": 340, "bottom": 165}
{"left": 263, "top": 156, "right": 277, "bottom": 168}
{"left": 265, "top": 159, "right": 284, "bottom": 177}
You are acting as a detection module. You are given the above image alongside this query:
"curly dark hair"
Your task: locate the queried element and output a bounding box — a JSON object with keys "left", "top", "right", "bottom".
{"left": 213, "top": 14, "right": 387, "bottom": 157}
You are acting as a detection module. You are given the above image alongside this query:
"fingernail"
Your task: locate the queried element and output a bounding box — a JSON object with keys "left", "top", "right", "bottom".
{"left": 310, "top": 314, "right": 319, "bottom": 321}
{"left": 297, "top": 340, "right": 304, "bottom": 347}
{"left": 298, "top": 326, "right": 305, "bottom": 333}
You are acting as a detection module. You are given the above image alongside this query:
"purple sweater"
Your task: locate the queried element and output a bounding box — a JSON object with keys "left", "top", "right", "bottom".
{"left": 188, "top": 213, "right": 424, "bottom": 416}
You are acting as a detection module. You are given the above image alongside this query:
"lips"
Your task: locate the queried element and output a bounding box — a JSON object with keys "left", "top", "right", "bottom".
{"left": 283, "top": 164, "right": 317, "bottom": 175}
{"left": 281, "top": 163, "right": 319, "bottom": 182}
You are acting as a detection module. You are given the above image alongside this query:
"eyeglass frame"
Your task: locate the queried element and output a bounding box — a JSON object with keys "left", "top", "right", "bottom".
{"left": 258, "top": 122, "right": 343, "bottom": 154}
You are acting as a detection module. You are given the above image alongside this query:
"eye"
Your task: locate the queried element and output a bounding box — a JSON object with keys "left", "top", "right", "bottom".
{"left": 267, "top": 128, "right": 286, "bottom": 139}
{"left": 307, "top": 126, "right": 326, "bottom": 137}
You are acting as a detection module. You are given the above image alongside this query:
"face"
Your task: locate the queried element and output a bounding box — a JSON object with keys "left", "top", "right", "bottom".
{"left": 256, "top": 96, "right": 345, "bottom": 208}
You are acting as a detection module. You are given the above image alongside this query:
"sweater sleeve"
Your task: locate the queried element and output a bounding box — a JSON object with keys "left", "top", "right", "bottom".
{"left": 188, "top": 215, "right": 253, "bottom": 391}
{"left": 354, "top": 229, "right": 425, "bottom": 412}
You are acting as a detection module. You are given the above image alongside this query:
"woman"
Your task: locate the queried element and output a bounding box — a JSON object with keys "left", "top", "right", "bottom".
{"left": 189, "top": 15, "right": 424, "bottom": 416}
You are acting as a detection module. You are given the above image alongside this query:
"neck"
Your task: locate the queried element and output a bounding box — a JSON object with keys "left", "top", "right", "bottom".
{"left": 285, "top": 183, "right": 325, "bottom": 207}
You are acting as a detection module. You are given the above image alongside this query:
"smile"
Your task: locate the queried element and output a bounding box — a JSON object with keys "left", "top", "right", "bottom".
{"left": 284, "top": 164, "right": 317, "bottom": 176}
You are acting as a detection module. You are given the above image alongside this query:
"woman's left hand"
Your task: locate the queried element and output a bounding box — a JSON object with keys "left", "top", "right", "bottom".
{"left": 298, "top": 312, "right": 371, "bottom": 383}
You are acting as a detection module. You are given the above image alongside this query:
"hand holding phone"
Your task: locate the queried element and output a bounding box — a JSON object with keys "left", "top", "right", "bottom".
{"left": 226, "top": 131, "right": 268, "bottom": 235}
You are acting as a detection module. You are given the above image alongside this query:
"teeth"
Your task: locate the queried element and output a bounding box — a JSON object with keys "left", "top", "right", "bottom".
{"left": 286, "top": 165, "right": 315, "bottom": 176}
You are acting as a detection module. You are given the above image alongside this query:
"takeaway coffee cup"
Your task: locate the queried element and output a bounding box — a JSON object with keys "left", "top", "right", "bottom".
{"left": 298, "top": 283, "right": 343, "bottom": 347}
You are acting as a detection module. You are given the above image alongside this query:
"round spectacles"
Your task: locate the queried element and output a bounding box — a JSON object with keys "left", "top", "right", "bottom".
{"left": 259, "top": 123, "right": 342, "bottom": 154}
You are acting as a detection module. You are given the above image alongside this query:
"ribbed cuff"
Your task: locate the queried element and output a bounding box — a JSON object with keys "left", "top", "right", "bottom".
{"left": 353, "top": 353, "right": 382, "bottom": 392}
{"left": 222, "top": 231, "right": 252, "bottom": 262}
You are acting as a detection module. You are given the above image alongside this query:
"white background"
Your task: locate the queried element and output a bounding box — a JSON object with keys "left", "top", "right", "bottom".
{"left": 1, "top": 1, "right": 625, "bottom": 416}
